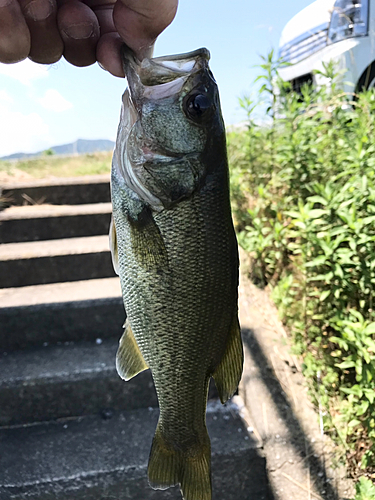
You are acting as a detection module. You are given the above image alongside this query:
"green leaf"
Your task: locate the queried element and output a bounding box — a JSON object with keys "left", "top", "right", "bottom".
{"left": 305, "top": 255, "right": 327, "bottom": 267}
{"left": 355, "top": 476, "right": 375, "bottom": 500}
{"left": 334, "top": 264, "right": 344, "bottom": 279}
{"left": 348, "top": 418, "right": 361, "bottom": 428}
{"left": 341, "top": 385, "right": 363, "bottom": 397}
{"left": 330, "top": 227, "right": 348, "bottom": 237}
{"left": 285, "top": 210, "right": 301, "bottom": 219}
{"left": 356, "top": 400, "right": 369, "bottom": 416}
{"left": 307, "top": 195, "right": 328, "bottom": 205}
{"left": 308, "top": 209, "right": 328, "bottom": 218}
{"left": 364, "top": 323, "right": 375, "bottom": 335}
{"left": 319, "top": 290, "right": 331, "bottom": 302}
{"left": 364, "top": 390, "right": 375, "bottom": 404}
{"left": 336, "top": 360, "right": 356, "bottom": 369}
{"left": 362, "top": 215, "right": 375, "bottom": 225}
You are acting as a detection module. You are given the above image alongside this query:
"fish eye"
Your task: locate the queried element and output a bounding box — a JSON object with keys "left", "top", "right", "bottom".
{"left": 185, "top": 93, "right": 211, "bottom": 119}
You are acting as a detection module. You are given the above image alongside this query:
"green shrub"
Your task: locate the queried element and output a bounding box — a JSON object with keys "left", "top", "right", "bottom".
{"left": 355, "top": 476, "right": 375, "bottom": 500}
{"left": 229, "top": 52, "right": 375, "bottom": 479}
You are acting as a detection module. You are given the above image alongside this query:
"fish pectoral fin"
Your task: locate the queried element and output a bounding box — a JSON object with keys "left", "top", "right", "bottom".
{"left": 109, "top": 216, "right": 119, "bottom": 275}
{"left": 148, "top": 423, "right": 212, "bottom": 500}
{"left": 128, "top": 205, "right": 168, "bottom": 271}
{"left": 213, "top": 315, "right": 244, "bottom": 404}
{"left": 116, "top": 320, "right": 148, "bottom": 381}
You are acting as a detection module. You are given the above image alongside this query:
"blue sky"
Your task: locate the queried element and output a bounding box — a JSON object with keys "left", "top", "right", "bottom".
{"left": 0, "top": 0, "right": 313, "bottom": 157}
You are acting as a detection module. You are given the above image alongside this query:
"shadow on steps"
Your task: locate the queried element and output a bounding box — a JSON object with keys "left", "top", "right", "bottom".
{"left": 241, "top": 327, "right": 345, "bottom": 500}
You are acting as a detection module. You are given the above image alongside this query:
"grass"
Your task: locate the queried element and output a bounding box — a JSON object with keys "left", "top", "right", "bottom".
{"left": 228, "top": 51, "right": 375, "bottom": 493}
{"left": 0, "top": 152, "right": 112, "bottom": 181}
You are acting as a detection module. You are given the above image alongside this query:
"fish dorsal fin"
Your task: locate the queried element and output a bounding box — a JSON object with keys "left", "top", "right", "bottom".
{"left": 109, "top": 216, "right": 119, "bottom": 275}
{"left": 116, "top": 320, "right": 149, "bottom": 381}
{"left": 213, "top": 315, "right": 244, "bottom": 403}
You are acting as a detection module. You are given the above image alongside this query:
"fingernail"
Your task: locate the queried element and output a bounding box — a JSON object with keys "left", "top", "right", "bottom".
{"left": 24, "top": 0, "right": 54, "bottom": 21}
{"left": 98, "top": 62, "right": 108, "bottom": 72}
{"left": 63, "top": 23, "right": 95, "bottom": 40}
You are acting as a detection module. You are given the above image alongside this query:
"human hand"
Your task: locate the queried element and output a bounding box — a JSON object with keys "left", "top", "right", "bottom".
{"left": 0, "top": 0, "right": 178, "bottom": 76}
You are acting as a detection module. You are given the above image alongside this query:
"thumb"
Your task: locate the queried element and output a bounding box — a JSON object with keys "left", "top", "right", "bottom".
{"left": 113, "top": 0, "right": 178, "bottom": 59}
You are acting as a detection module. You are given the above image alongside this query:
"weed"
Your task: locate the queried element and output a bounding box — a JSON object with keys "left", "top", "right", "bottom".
{"left": 229, "top": 52, "right": 375, "bottom": 484}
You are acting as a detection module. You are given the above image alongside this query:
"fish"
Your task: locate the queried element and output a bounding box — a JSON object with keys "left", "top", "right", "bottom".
{"left": 110, "top": 44, "right": 243, "bottom": 500}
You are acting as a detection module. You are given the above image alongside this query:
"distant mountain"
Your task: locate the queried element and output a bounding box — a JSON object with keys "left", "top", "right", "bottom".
{"left": 1, "top": 139, "right": 115, "bottom": 160}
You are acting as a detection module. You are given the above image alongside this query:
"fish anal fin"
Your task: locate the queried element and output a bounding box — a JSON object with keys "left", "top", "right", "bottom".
{"left": 116, "top": 320, "right": 148, "bottom": 381}
{"left": 109, "top": 216, "right": 119, "bottom": 275}
{"left": 213, "top": 315, "right": 244, "bottom": 404}
{"left": 148, "top": 424, "right": 212, "bottom": 500}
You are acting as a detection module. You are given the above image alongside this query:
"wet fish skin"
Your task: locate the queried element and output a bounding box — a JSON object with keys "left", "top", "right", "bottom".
{"left": 110, "top": 45, "right": 243, "bottom": 500}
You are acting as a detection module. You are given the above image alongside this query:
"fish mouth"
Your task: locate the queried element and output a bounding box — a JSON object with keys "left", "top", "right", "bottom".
{"left": 120, "top": 45, "right": 211, "bottom": 166}
{"left": 121, "top": 45, "right": 211, "bottom": 105}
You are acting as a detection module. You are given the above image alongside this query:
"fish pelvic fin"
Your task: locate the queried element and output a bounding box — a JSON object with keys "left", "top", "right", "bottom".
{"left": 116, "top": 320, "right": 148, "bottom": 381}
{"left": 213, "top": 315, "right": 244, "bottom": 403}
{"left": 148, "top": 424, "right": 212, "bottom": 500}
{"left": 109, "top": 216, "right": 119, "bottom": 275}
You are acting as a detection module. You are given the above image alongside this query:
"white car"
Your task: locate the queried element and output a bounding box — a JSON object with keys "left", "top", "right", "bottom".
{"left": 278, "top": 0, "right": 374, "bottom": 93}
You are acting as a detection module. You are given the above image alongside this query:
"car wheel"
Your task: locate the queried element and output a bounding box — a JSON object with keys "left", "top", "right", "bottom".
{"left": 356, "top": 62, "right": 375, "bottom": 92}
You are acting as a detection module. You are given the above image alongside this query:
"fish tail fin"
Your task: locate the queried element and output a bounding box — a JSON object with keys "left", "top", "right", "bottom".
{"left": 148, "top": 423, "right": 212, "bottom": 500}
{"left": 180, "top": 436, "right": 211, "bottom": 500}
{"left": 213, "top": 315, "right": 244, "bottom": 403}
{"left": 147, "top": 425, "right": 180, "bottom": 491}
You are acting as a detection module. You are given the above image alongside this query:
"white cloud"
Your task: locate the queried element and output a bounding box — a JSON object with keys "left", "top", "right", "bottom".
{"left": 0, "top": 103, "right": 50, "bottom": 157}
{"left": 0, "top": 59, "right": 49, "bottom": 86}
{"left": 0, "top": 90, "right": 13, "bottom": 103}
{"left": 38, "top": 89, "right": 73, "bottom": 112}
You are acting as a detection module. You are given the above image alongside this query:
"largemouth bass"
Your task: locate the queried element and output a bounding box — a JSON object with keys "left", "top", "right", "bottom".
{"left": 110, "top": 45, "right": 243, "bottom": 500}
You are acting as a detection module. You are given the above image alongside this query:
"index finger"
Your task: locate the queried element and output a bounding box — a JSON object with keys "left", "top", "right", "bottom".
{"left": 0, "top": 0, "right": 31, "bottom": 63}
{"left": 19, "top": 0, "right": 63, "bottom": 63}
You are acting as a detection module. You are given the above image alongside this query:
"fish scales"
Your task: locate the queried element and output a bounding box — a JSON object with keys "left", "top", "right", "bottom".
{"left": 110, "top": 45, "right": 243, "bottom": 500}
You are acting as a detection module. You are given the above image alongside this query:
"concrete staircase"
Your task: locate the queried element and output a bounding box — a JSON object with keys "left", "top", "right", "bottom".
{"left": 0, "top": 176, "right": 271, "bottom": 500}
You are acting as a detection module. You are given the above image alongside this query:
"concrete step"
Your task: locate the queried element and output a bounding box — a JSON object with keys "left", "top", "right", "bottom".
{"left": 0, "top": 338, "right": 157, "bottom": 426}
{"left": 0, "top": 402, "right": 271, "bottom": 500}
{"left": 0, "top": 337, "right": 218, "bottom": 426}
{"left": 0, "top": 235, "right": 116, "bottom": 288}
{"left": 0, "top": 203, "right": 112, "bottom": 243}
{"left": 0, "top": 278, "right": 124, "bottom": 351}
{"left": 1, "top": 175, "right": 110, "bottom": 207}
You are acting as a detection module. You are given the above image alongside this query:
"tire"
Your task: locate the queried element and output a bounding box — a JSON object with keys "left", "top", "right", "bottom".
{"left": 356, "top": 61, "right": 375, "bottom": 92}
